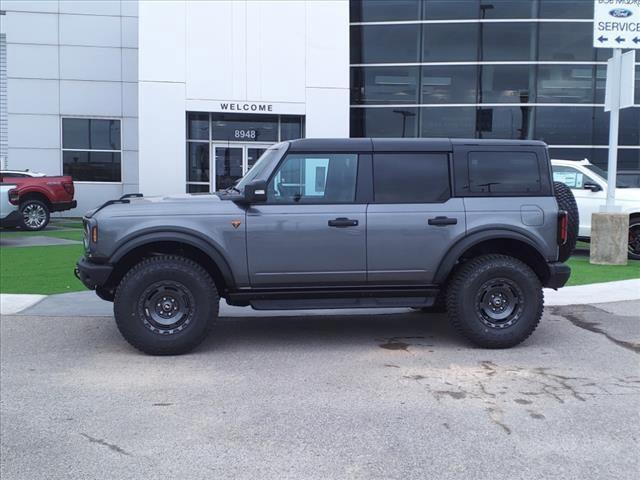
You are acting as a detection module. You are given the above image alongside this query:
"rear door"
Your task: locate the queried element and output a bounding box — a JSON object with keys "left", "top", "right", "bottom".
{"left": 246, "top": 151, "right": 367, "bottom": 286}
{"left": 367, "top": 152, "right": 466, "bottom": 284}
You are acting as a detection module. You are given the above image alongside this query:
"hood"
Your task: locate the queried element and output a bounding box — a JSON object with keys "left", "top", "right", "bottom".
{"left": 86, "top": 192, "right": 244, "bottom": 219}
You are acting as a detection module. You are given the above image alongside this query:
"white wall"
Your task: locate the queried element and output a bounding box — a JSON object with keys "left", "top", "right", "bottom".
{"left": 138, "top": 0, "right": 350, "bottom": 196}
{"left": 1, "top": 0, "right": 139, "bottom": 215}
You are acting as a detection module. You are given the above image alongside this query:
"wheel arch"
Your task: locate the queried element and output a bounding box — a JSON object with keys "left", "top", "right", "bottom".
{"left": 107, "top": 232, "right": 236, "bottom": 294}
{"left": 435, "top": 230, "right": 552, "bottom": 285}
{"left": 18, "top": 190, "right": 52, "bottom": 208}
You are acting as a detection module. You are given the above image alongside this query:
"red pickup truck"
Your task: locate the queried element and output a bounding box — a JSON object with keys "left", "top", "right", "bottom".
{"left": 0, "top": 170, "right": 77, "bottom": 230}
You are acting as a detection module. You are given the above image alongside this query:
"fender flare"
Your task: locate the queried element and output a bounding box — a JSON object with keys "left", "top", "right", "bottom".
{"left": 110, "top": 229, "right": 236, "bottom": 288}
{"left": 433, "top": 228, "right": 549, "bottom": 284}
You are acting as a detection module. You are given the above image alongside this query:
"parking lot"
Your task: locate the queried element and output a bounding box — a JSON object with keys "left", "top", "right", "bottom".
{"left": 1, "top": 302, "right": 638, "bottom": 480}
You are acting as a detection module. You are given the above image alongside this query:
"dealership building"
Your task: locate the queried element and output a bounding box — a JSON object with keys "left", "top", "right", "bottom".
{"left": 1, "top": 0, "right": 639, "bottom": 214}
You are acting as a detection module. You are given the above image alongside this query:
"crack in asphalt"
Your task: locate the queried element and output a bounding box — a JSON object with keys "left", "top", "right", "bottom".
{"left": 555, "top": 308, "right": 640, "bottom": 354}
{"left": 80, "top": 433, "right": 132, "bottom": 457}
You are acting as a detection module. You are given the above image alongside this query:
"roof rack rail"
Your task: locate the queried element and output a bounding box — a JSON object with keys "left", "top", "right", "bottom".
{"left": 86, "top": 194, "right": 142, "bottom": 218}
{"left": 120, "top": 193, "right": 143, "bottom": 200}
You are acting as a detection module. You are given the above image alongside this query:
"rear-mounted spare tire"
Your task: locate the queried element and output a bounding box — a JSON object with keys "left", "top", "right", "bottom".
{"left": 553, "top": 181, "right": 579, "bottom": 262}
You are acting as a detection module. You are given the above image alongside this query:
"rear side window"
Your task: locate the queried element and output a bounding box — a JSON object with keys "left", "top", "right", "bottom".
{"left": 374, "top": 153, "right": 450, "bottom": 203}
{"left": 468, "top": 152, "right": 541, "bottom": 194}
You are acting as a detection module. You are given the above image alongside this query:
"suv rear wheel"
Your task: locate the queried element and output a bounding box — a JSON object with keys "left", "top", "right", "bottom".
{"left": 446, "top": 254, "right": 543, "bottom": 348}
{"left": 114, "top": 255, "right": 219, "bottom": 355}
{"left": 629, "top": 216, "right": 640, "bottom": 261}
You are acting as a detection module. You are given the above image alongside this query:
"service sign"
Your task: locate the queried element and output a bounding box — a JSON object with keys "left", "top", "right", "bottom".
{"left": 594, "top": 0, "right": 640, "bottom": 48}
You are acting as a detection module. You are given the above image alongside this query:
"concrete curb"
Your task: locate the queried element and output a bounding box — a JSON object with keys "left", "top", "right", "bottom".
{"left": 2, "top": 279, "right": 639, "bottom": 317}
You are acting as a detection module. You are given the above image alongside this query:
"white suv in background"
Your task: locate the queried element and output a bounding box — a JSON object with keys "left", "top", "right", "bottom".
{"left": 551, "top": 159, "right": 640, "bottom": 260}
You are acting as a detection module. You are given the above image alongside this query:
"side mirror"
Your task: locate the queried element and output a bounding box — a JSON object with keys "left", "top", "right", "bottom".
{"left": 584, "top": 182, "right": 602, "bottom": 192}
{"left": 243, "top": 180, "right": 268, "bottom": 204}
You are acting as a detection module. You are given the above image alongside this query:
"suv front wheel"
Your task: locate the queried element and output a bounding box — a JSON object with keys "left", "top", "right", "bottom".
{"left": 446, "top": 254, "right": 543, "bottom": 348}
{"left": 114, "top": 255, "right": 219, "bottom": 355}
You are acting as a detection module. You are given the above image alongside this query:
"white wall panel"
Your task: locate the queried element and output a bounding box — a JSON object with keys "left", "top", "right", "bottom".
{"left": 59, "top": 1, "right": 121, "bottom": 16}
{"left": 305, "top": 87, "right": 349, "bottom": 138}
{"left": 122, "top": 150, "right": 139, "bottom": 185}
{"left": 121, "top": 16, "right": 138, "bottom": 48}
{"left": 121, "top": 0, "right": 139, "bottom": 18}
{"left": 73, "top": 183, "right": 124, "bottom": 214}
{"left": 139, "top": 0, "right": 185, "bottom": 82}
{"left": 2, "top": 1, "right": 58, "bottom": 14}
{"left": 138, "top": 81, "right": 185, "bottom": 195}
{"left": 7, "top": 148, "right": 61, "bottom": 175}
{"left": 60, "top": 80, "right": 122, "bottom": 116}
{"left": 7, "top": 44, "right": 58, "bottom": 79}
{"left": 60, "top": 14, "right": 121, "bottom": 47}
{"left": 122, "top": 117, "right": 138, "bottom": 151}
{"left": 4, "top": 12, "right": 58, "bottom": 45}
{"left": 122, "top": 48, "right": 138, "bottom": 82}
{"left": 60, "top": 46, "right": 121, "bottom": 81}
{"left": 7, "top": 79, "right": 59, "bottom": 114}
{"left": 306, "top": 0, "right": 349, "bottom": 89}
{"left": 122, "top": 82, "right": 138, "bottom": 117}
{"left": 8, "top": 114, "right": 60, "bottom": 148}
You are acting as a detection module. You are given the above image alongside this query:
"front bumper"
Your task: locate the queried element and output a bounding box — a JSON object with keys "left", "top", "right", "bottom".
{"left": 75, "top": 256, "right": 113, "bottom": 290}
{"left": 0, "top": 210, "right": 21, "bottom": 228}
{"left": 544, "top": 262, "right": 571, "bottom": 290}
{"left": 52, "top": 200, "right": 77, "bottom": 212}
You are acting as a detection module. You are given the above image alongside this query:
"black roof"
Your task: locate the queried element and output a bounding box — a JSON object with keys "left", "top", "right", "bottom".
{"left": 286, "top": 138, "right": 547, "bottom": 153}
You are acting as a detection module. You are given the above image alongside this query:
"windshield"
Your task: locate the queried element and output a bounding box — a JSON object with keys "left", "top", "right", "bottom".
{"left": 236, "top": 144, "right": 285, "bottom": 190}
{"left": 584, "top": 164, "right": 634, "bottom": 188}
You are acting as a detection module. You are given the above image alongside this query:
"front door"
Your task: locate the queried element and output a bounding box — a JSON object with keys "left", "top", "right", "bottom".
{"left": 246, "top": 152, "right": 366, "bottom": 286}
{"left": 213, "top": 145, "right": 271, "bottom": 191}
{"left": 552, "top": 165, "right": 605, "bottom": 236}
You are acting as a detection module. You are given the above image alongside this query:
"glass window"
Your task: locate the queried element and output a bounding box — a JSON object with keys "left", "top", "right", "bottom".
{"left": 62, "top": 118, "right": 120, "bottom": 150}
{"left": 187, "top": 113, "right": 209, "bottom": 140}
{"left": 480, "top": 65, "right": 533, "bottom": 103}
{"left": 468, "top": 152, "right": 541, "bottom": 194}
{"left": 421, "top": 65, "right": 477, "bottom": 104}
{"left": 479, "top": 23, "right": 536, "bottom": 62}
{"left": 63, "top": 151, "right": 121, "bottom": 182}
{"left": 535, "top": 106, "right": 595, "bottom": 145}
{"left": 594, "top": 107, "right": 640, "bottom": 147}
{"left": 187, "top": 184, "right": 210, "bottom": 193}
{"left": 423, "top": 0, "right": 479, "bottom": 19}
{"left": 538, "top": 22, "right": 594, "bottom": 61}
{"left": 539, "top": 0, "right": 593, "bottom": 19}
{"left": 421, "top": 107, "right": 475, "bottom": 138}
{"left": 552, "top": 165, "right": 595, "bottom": 189}
{"left": 350, "top": 0, "right": 421, "bottom": 22}
{"left": 215, "top": 147, "right": 244, "bottom": 190}
{"left": 482, "top": 0, "right": 536, "bottom": 19}
{"left": 267, "top": 153, "right": 358, "bottom": 204}
{"left": 373, "top": 153, "right": 450, "bottom": 203}
{"left": 351, "top": 107, "right": 418, "bottom": 138}
{"left": 62, "top": 118, "right": 121, "bottom": 182}
{"left": 351, "top": 66, "right": 420, "bottom": 105}
{"left": 187, "top": 143, "right": 209, "bottom": 183}
{"left": 423, "top": 23, "right": 478, "bottom": 62}
{"left": 211, "top": 113, "right": 278, "bottom": 142}
{"left": 280, "top": 116, "right": 304, "bottom": 141}
{"left": 537, "top": 65, "right": 597, "bottom": 104}
{"left": 351, "top": 25, "right": 420, "bottom": 64}
{"left": 548, "top": 148, "right": 608, "bottom": 165}
{"left": 475, "top": 107, "right": 535, "bottom": 140}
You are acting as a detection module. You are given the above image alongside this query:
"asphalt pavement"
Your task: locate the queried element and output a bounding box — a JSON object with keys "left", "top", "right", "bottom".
{"left": 1, "top": 302, "right": 639, "bottom": 480}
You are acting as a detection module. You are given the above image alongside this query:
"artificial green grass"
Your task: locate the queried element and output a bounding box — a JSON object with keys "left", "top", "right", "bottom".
{"left": 0, "top": 229, "right": 84, "bottom": 241}
{"left": 566, "top": 255, "right": 640, "bottom": 286}
{"left": 0, "top": 244, "right": 85, "bottom": 294}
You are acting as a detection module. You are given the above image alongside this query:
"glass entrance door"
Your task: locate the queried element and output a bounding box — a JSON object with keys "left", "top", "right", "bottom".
{"left": 212, "top": 144, "right": 271, "bottom": 192}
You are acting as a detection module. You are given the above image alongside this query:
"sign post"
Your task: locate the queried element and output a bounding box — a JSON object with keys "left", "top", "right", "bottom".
{"left": 590, "top": 0, "right": 638, "bottom": 265}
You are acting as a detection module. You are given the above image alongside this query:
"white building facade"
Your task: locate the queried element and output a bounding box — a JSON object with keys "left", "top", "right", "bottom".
{"left": 1, "top": 0, "right": 349, "bottom": 213}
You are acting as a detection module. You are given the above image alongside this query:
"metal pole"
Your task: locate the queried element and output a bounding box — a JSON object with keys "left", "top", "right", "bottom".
{"left": 605, "top": 48, "right": 621, "bottom": 212}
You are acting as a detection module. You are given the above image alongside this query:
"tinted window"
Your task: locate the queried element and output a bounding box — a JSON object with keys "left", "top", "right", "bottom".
{"left": 538, "top": 22, "right": 594, "bottom": 61}
{"left": 351, "top": 66, "right": 420, "bottom": 105}
{"left": 468, "top": 152, "right": 541, "bottom": 194}
{"left": 62, "top": 118, "right": 120, "bottom": 150}
{"left": 351, "top": 25, "right": 420, "bottom": 64}
{"left": 539, "top": 0, "right": 592, "bottom": 19}
{"left": 351, "top": 107, "right": 418, "bottom": 138}
{"left": 280, "top": 116, "right": 304, "bottom": 141}
{"left": 480, "top": 65, "right": 532, "bottom": 103}
{"left": 423, "top": 23, "right": 478, "bottom": 62}
{"left": 480, "top": 23, "right": 536, "bottom": 62}
{"left": 187, "top": 143, "right": 209, "bottom": 183}
{"left": 268, "top": 154, "right": 358, "bottom": 204}
{"left": 187, "top": 113, "right": 209, "bottom": 140}
{"left": 374, "top": 153, "right": 450, "bottom": 203}
{"left": 552, "top": 166, "right": 595, "bottom": 189}
{"left": 63, "top": 151, "right": 121, "bottom": 182}
{"left": 421, "top": 65, "right": 477, "bottom": 104}
{"left": 211, "top": 113, "right": 278, "bottom": 142}
{"left": 350, "top": 0, "right": 420, "bottom": 22}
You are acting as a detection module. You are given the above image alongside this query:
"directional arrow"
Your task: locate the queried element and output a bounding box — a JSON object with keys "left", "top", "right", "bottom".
{"left": 615, "top": 36, "right": 625, "bottom": 44}
{"left": 633, "top": 37, "right": 640, "bottom": 44}
{"left": 598, "top": 35, "right": 608, "bottom": 43}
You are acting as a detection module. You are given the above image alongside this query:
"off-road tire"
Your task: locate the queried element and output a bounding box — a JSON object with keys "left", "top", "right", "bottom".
{"left": 446, "top": 254, "right": 543, "bottom": 348}
{"left": 20, "top": 199, "right": 50, "bottom": 231}
{"left": 629, "top": 216, "right": 640, "bottom": 261}
{"left": 553, "top": 181, "right": 579, "bottom": 262}
{"left": 114, "top": 255, "right": 219, "bottom": 355}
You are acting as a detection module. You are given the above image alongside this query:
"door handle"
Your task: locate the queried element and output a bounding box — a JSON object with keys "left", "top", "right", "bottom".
{"left": 328, "top": 217, "right": 359, "bottom": 228}
{"left": 428, "top": 216, "right": 458, "bottom": 226}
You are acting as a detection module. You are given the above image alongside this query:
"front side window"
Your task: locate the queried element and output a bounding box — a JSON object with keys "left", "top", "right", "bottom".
{"left": 552, "top": 166, "right": 591, "bottom": 189}
{"left": 374, "top": 153, "right": 450, "bottom": 203}
{"left": 267, "top": 153, "right": 358, "bottom": 204}
{"left": 62, "top": 118, "right": 121, "bottom": 182}
{"left": 468, "top": 151, "right": 541, "bottom": 194}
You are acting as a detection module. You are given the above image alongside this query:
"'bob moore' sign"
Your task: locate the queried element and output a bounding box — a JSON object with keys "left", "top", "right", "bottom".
{"left": 219, "top": 102, "right": 274, "bottom": 113}
{"left": 593, "top": 0, "right": 640, "bottom": 49}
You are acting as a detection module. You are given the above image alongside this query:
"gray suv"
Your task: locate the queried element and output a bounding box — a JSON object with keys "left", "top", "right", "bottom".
{"left": 76, "top": 138, "right": 572, "bottom": 355}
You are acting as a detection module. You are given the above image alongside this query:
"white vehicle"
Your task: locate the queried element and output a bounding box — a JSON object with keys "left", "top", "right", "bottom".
{"left": 0, "top": 184, "right": 21, "bottom": 228}
{"left": 0, "top": 170, "right": 46, "bottom": 178}
{"left": 551, "top": 159, "right": 640, "bottom": 260}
